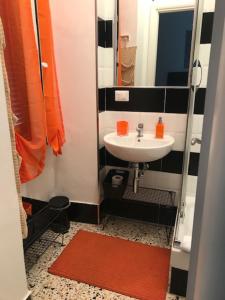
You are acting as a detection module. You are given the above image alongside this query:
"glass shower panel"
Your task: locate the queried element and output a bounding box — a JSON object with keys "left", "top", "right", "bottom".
{"left": 174, "top": 0, "right": 206, "bottom": 244}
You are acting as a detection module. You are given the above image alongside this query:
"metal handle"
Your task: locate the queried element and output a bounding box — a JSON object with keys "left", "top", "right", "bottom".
{"left": 137, "top": 123, "right": 144, "bottom": 129}
{"left": 191, "top": 137, "right": 202, "bottom": 145}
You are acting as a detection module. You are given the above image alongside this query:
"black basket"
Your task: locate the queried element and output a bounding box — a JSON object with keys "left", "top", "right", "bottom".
{"left": 103, "top": 169, "right": 129, "bottom": 201}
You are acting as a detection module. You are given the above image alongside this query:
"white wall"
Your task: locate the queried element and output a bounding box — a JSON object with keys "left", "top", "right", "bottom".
{"left": 0, "top": 61, "right": 29, "bottom": 300}
{"left": 23, "top": 0, "right": 100, "bottom": 205}
{"left": 119, "top": 0, "right": 137, "bottom": 47}
{"left": 50, "top": 0, "right": 99, "bottom": 204}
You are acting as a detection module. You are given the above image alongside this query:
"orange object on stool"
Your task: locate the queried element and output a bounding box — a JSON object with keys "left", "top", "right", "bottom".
{"left": 117, "top": 121, "right": 129, "bottom": 136}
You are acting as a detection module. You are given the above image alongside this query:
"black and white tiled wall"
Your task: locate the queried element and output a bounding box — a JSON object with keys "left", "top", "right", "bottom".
{"left": 97, "top": 0, "right": 114, "bottom": 88}
{"left": 98, "top": 86, "right": 205, "bottom": 205}
{"left": 186, "top": 0, "right": 215, "bottom": 196}
{"left": 98, "top": 0, "right": 215, "bottom": 205}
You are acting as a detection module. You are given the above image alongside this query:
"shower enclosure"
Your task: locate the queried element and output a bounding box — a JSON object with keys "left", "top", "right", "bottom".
{"left": 170, "top": 0, "right": 215, "bottom": 297}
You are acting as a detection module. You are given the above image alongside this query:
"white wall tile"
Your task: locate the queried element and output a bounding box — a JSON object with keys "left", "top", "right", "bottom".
{"left": 200, "top": 66, "right": 209, "bottom": 88}
{"left": 186, "top": 175, "right": 198, "bottom": 197}
{"left": 98, "top": 46, "right": 105, "bottom": 68}
{"left": 199, "top": 44, "right": 211, "bottom": 66}
{"left": 167, "top": 132, "right": 186, "bottom": 151}
{"left": 190, "top": 133, "right": 202, "bottom": 153}
{"left": 197, "top": 65, "right": 209, "bottom": 88}
{"left": 104, "top": 48, "right": 114, "bottom": 68}
{"left": 97, "top": 0, "right": 115, "bottom": 20}
{"left": 97, "top": 0, "right": 105, "bottom": 19}
{"left": 203, "top": 0, "right": 215, "bottom": 12}
{"left": 104, "top": 67, "right": 114, "bottom": 86}
{"left": 98, "top": 68, "right": 104, "bottom": 88}
{"left": 192, "top": 114, "right": 204, "bottom": 134}
{"left": 161, "top": 113, "right": 188, "bottom": 133}
{"left": 104, "top": 0, "right": 116, "bottom": 20}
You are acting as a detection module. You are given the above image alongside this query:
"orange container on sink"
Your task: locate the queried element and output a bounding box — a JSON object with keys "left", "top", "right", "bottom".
{"left": 117, "top": 121, "right": 129, "bottom": 136}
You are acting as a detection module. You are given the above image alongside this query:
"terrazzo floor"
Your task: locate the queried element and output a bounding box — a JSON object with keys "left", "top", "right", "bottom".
{"left": 26, "top": 216, "right": 185, "bottom": 300}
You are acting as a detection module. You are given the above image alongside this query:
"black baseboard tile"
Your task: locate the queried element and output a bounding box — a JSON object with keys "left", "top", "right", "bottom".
{"left": 101, "top": 198, "right": 177, "bottom": 226}
{"left": 68, "top": 202, "right": 99, "bottom": 224}
{"left": 165, "top": 88, "right": 189, "bottom": 113}
{"left": 188, "top": 152, "right": 200, "bottom": 176}
{"left": 200, "top": 12, "right": 214, "bottom": 44}
{"left": 170, "top": 267, "right": 188, "bottom": 297}
{"left": 23, "top": 197, "right": 99, "bottom": 225}
{"left": 22, "top": 197, "right": 47, "bottom": 214}
{"left": 106, "top": 87, "right": 165, "bottom": 112}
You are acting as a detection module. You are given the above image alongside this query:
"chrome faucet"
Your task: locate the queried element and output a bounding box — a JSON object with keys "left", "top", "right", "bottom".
{"left": 136, "top": 123, "right": 144, "bottom": 138}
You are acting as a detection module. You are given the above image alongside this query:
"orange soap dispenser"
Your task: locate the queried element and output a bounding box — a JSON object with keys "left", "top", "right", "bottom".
{"left": 155, "top": 117, "right": 164, "bottom": 138}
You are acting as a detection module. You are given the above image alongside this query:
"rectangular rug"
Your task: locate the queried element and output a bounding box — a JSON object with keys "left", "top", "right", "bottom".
{"left": 48, "top": 230, "right": 171, "bottom": 300}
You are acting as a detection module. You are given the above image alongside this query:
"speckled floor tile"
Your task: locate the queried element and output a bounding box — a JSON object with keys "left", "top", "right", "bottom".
{"left": 26, "top": 216, "right": 184, "bottom": 300}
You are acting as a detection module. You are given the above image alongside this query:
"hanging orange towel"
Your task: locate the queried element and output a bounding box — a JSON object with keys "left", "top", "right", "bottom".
{"left": 37, "top": 0, "right": 65, "bottom": 155}
{"left": 0, "top": 0, "right": 47, "bottom": 183}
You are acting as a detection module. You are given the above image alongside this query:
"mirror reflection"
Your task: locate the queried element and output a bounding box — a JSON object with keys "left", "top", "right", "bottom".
{"left": 117, "top": 0, "right": 196, "bottom": 87}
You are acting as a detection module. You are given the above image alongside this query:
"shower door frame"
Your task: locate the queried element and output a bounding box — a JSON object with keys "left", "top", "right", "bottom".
{"left": 174, "top": 0, "right": 205, "bottom": 242}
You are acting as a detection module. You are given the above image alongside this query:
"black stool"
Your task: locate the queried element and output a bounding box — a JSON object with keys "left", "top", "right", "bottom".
{"left": 49, "top": 196, "right": 70, "bottom": 245}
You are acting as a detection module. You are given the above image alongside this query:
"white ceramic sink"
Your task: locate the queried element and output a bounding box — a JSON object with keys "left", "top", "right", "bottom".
{"left": 104, "top": 132, "right": 175, "bottom": 163}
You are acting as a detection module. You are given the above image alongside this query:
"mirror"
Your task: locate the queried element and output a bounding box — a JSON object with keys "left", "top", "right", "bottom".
{"left": 116, "top": 0, "right": 197, "bottom": 87}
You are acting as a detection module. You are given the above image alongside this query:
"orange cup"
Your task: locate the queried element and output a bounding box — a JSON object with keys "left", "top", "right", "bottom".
{"left": 117, "top": 121, "right": 129, "bottom": 136}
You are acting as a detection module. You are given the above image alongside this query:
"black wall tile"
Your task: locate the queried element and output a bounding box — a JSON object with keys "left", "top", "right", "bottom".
{"left": 194, "top": 88, "right": 206, "bottom": 114}
{"left": 99, "top": 147, "right": 106, "bottom": 169}
{"left": 98, "top": 88, "right": 106, "bottom": 112}
{"left": 170, "top": 267, "right": 188, "bottom": 297}
{"left": 102, "top": 198, "right": 177, "bottom": 226}
{"left": 200, "top": 13, "right": 214, "bottom": 44}
{"left": 106, "top": 88, "right": 165, "bottom": 112}
{"left": 162, "top": 151, "right": 184, "bottom": 174}
{"left": 106, "top": 20, "right": 113, "bottom": 48}
{"left": 105, "top": 149, "right": 129, "bottom": 168}
{"left": 105, "top": 148, "right": 183, "bottom": 175}
{"left": 188, "top": 152, "right": 200, "bottom": 176}
{"left": 165, "top": 88, "right": 189, "bottom": 113}
{"left": 98, "top": 18, "right": 105, "bottom": 47}
{"left": 147, "top": 159, "right": 162, "bottom": 172}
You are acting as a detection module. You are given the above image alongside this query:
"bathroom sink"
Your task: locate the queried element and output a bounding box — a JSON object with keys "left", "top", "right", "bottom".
{"left": 104, "top": 132, "right": 175, "bottom": 163}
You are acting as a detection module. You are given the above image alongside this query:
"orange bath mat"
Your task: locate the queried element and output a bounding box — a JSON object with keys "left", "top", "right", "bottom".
{"left": 49, "top": 230, "right": 170, "bottom": 300}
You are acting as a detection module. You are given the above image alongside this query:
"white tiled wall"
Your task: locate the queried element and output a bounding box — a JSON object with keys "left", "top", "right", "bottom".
{"left": 100, "top": 110, "right": 188, "bottom": 205}
{"left": 97, "top": 0, "right": 115, "bottom": 88}
{"left": 203, "top": 0, "right": 215, "bottom": 12}
{"left": 98, "top": 47, "right": 114, "bottom": 88}
{"left": 186, "top": 0, "right": 215, "bottom": 197}
{"left": 97, "top": 0, "right": 115, "bottom": 20}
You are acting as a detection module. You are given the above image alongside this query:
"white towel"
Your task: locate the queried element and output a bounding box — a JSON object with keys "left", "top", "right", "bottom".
{"left": 180, "top": 235, "right": 192, "bottom": 253}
